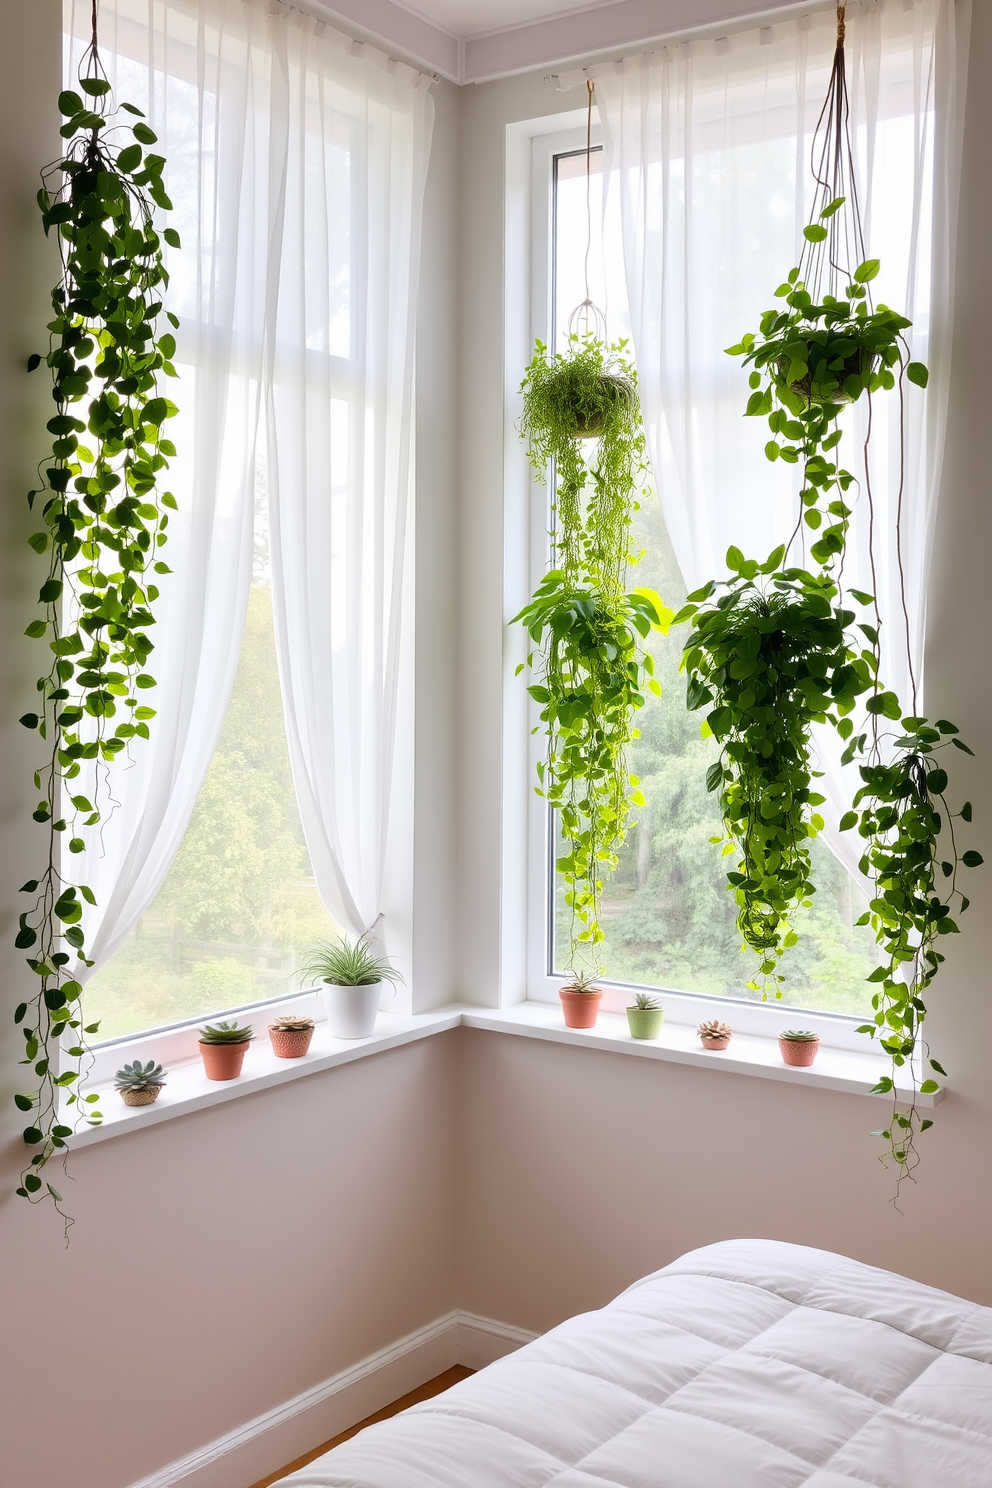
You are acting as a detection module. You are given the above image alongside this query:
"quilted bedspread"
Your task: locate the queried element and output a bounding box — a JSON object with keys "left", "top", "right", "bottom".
{"left": 284, "top": 1239, "right": 992, "bottom": 1486}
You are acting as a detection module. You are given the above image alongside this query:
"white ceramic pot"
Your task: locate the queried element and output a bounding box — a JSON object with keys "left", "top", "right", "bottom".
{"left": 321, "top": 981, "right": 382, "bottom": 1039}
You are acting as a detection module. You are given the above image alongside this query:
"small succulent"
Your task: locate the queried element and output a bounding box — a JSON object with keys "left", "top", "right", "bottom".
{"left": 780, "top": 1029, "right": 819, "bottom": 1042}
{"left": 269, "top": 1014, "right": 315, "bottom": 1032}
{"left": 631, "top": 991, "right": 662, "bottom": 1011}
{"left": 698, "top": 1019, "right": 733, "bottom": 1042}
{"left": 198, "top": 1020, "right": 253, "bottom": 1044}
{"left": 562, "top": 968, "right": 601, "bottom": 994}
{"left": 299, "top": 933, "right": 403, "bottom": 988}
{"left": 114, "top": 1060, "right": 166, "bottom": 1092}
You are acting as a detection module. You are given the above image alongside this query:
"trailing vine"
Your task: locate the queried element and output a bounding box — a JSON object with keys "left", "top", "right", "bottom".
{"left": 515, "top": 336, "right": 670, "bottom": 965}
{"left": 13, "top": 28, "right": 179, "bottom": 1209}
{"left": 692, "top": 4, "right": 982, "bottom": 1184}
{"left": 677, "top": 555, "right": 875, "bottom": 997}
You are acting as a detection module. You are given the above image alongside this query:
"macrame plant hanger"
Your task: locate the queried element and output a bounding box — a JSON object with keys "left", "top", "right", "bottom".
{"left": 567, "top": 79, "right": 608, "bottom": 343}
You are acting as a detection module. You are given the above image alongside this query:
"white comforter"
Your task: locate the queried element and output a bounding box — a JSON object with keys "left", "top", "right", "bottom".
{"left": 286, "top": 1239, "right": 992, "bottom": 1486}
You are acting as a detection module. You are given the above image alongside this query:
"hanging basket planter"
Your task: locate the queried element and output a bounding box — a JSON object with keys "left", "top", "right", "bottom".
{"left": 571, "top": 372, "right": 637, "bottom": 438}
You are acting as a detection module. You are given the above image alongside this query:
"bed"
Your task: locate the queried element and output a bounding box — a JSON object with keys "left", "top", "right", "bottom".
{"left": 284, "top": 1239, "right": 992, "bottom": 1487}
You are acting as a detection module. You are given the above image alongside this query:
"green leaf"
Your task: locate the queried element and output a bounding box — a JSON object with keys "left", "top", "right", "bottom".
{"left": 80, "top": 77, "right": 112, "bottom": 96}
{"left": 58, "top": 90, "right": 84, "bottom": 116}
{"left": 906, "top": 361, "right": 929, "bottom": 388}
{"left": 854, "top": 258, "right": 881, "bottom": 283}
{"left": 962, "top": 851, "right": 984, "bottom": 868}
{"left": 133, "top": 122, "right": 159, "bottom": 145}
{"left": 803, "top": 224, "right": 828, "bottom": 242}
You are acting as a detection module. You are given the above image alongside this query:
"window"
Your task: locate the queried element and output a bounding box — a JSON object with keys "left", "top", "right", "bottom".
{"left": 525, "top": 15, "right": 936, "bottom": 1020}
{"left": 62, "top": 0, "right": 429, "bottom": 1047}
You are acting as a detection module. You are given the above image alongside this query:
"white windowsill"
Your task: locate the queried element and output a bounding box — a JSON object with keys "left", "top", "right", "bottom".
{"left": 66, "top": 1000, "right": 938, "bottom": 1150}
{"left": 459, "top": 1003, "right": 939, "bottom": 1105}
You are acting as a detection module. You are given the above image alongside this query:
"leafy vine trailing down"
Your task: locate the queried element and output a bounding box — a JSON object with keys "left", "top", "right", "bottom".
{"left": 677, "top": 552, "right": 875, "bottom": 999}
{"left": 699, "top": 192, "right": 982, "bottom": 1181}
{"left": 514, "top": 336, "right": 671, "bottom": 967}
{"left": 13, "top": 51, "right": 179, "bottom": 1209}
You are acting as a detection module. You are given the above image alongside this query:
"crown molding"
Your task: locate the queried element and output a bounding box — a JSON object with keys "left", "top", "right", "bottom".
{"left": 309, "top": 0, "right": 814, "bottom": 84}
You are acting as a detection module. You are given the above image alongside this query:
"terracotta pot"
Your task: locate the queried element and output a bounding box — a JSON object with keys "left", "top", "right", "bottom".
{"left": 700, "top": 1034, "right": 731, "bottom": 1051}
{"left": 199, "top": 1040, "right": 250, "bottom": 1081}
{"left": 626, "top": 1007, "right": 664, "bottom": 1041}
{"left": 121, "top": 1086, "right": 162, "bottom": 1107}
{"left": 779, "top": 1036, "right": 820, "bottom": 1067}
{"left": 268, "top": 1025, "right": 314, "bottom": 1059}
{"left": 560, "top": 988, "right": 603, "bottom": 1029}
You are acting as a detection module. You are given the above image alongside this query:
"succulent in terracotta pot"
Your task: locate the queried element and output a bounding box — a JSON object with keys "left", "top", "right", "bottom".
{"left": 779, "top": 1029, "right": 820, "bottom": 1067}
{"left": 626, "top": 991, "right": 664, "bottom": 1041}
{"left": 115, "top": 1059, "right": 166, "bottom": 1107}
{"left": 268, "top": 1014, "right": 315, "bottom": 1059}
{"left": 558, "top": 968, "right": 603, "bottom": 1030}
{"left": 198, "top": 1021, "right": 253, "bottom": 1081}
{"left": 698, "top": 1018, "right": 733, "bottom": 1051}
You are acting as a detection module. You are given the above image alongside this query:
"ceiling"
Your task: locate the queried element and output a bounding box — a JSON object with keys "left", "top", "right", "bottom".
{"left": 314, "top": 0, "right": 805, "bottom": 85}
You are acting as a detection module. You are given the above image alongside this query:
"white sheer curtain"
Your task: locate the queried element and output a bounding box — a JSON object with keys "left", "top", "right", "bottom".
{"left": 63, "top": 0, "right": 431, "bottom": 973}
{"left": 593, "top": 0, "right": 971, "bottom": 876}
{"left": 262, "top": 19, "right": 432, "bottom": 943}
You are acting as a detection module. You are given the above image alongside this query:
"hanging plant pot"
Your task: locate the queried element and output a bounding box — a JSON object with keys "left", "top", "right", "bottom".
{"left": 572, "top": 372, "right": 636, "bottom": 437}
{"left": 778, "top": 339, "right": 876, "bottom": 407}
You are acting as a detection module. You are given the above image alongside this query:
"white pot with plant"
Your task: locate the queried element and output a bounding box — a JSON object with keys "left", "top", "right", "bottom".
{"left": 301, "top": 933, "right": 403, "bottom": 1040}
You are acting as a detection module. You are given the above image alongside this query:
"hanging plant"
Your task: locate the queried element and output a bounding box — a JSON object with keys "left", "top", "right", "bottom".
{"left": 13, "top": 26, "right": 179, "bottom": 1210}
{"left": 694, "top": 2, "right": 980, "bottom": 1183}
{"left": 515, "top": 335, "right": 671, "bottom": 965}
{"left": 677, "top": 554, "right": 875, "bottom": 996}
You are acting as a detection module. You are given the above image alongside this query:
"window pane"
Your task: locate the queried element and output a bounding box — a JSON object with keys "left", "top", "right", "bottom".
{"left": 549, "top": 151, "right": 881, "bottom": 1017}
{"left": 84, "top": 480, "right": 339, "bottom": 1041}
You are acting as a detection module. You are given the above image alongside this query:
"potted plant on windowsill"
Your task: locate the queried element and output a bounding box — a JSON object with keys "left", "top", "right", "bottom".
{"left": 626, "top": 991, "right": 664, "bottom": 1040}
{"left": 779, "top": 1029, "right": 820, "bottom": 1067}
{"left": 268, "top": 1014, "right": 315, "bottom": 1059}
{"left": 559, "top": 969, "right": 603, "bottom": 1030}
{"left": 698, "top": 1019, "right": 733, "bottom": 1051}
{"left": 198, "top": 1021, "right": 253, "bottom": 1081}
{"left": 301, "top": 933, "right": 403, "bottom": 1040}
{"left": 115, "top": 1060, "right": 166, "bottom": 1107}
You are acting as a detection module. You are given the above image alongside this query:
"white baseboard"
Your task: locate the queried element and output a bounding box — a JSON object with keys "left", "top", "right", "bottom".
{"left": 129, "top": 1309, "right": 538, "bottom": 1488}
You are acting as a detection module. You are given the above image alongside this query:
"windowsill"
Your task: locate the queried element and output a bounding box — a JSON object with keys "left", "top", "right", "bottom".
{"left": 460, "top": 1003, "right": 940, "bottom": 1105}
{"left": 66, "top": 999, "right": 938, "bottom": 1150}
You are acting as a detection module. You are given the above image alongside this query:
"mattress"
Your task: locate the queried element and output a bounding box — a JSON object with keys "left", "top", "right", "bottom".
{"left": 284, "top": 1239, "right": 992, "bottom": 1487}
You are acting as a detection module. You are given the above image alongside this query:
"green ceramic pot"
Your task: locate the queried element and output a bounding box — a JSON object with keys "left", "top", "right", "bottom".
{"left": 626, "top": 1006, "right": 664, "bottom": 1040}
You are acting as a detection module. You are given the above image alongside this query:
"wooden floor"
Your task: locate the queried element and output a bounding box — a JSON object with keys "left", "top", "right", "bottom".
{"left": 248, "top": 1366, "right": 474, "bottom": 1488}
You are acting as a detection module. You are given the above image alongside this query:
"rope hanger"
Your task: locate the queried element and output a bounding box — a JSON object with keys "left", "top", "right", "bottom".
{"left": 567, "top": 78, "right": 608, "bottom": 342}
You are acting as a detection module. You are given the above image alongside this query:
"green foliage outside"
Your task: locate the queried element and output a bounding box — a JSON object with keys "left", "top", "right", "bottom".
{"left": 85, "top": 584, "right": 338, "bottom": 1038}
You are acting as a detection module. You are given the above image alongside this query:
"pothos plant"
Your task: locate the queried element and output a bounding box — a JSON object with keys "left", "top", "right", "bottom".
{"left": 689, "top": 179, "right": 981, "bottom": 1180}
{"left": 13, "top": 48, "right": 179, "bottom": 1211}
{"left": 515, "top": 335, "right": 671, "bottom": 968}
{"left": 677, "top": 553, "right": 875, "bottom": 998}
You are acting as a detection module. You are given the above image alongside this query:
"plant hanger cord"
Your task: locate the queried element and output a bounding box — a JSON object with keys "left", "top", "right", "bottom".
{"left": 567, "top": 79, "right": 608, "bottom": 343}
